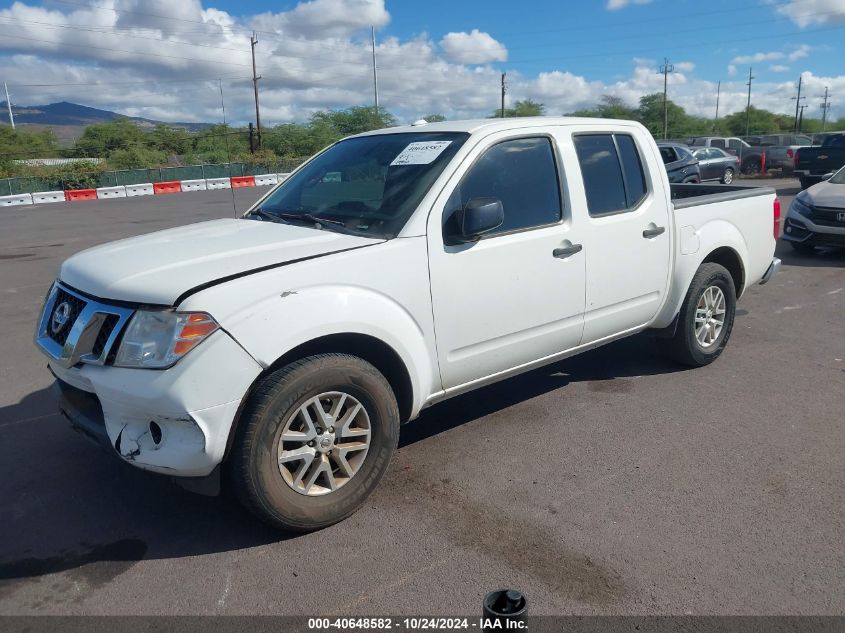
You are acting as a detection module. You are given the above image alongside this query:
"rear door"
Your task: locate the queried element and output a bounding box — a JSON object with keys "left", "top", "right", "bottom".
{"left": 427, "top": 132, "right": 586, "bottom": 389}
{"left": 693, "top": 148, "right": 715, "bottom": 180}
{"left": 571, "top": 131, "right": 672, "bottom": 342}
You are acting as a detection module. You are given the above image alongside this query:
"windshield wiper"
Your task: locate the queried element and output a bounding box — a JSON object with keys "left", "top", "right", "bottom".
{"left": 276, "top": 212, "right": 346, "bottom": 227}
{"left": 249, "top": 208, "right": 286, "bottom": 223}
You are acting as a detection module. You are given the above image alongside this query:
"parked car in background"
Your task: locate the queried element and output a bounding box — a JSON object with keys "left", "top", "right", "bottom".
{"left": 744, "top": 134, "right": 813, "bottom": 175}
{"left": 794, "top": 133, "right": 845, "bottom": 189}
{"left": 691, "top": 147, "right": 741, "bottom": 184}
{"left": 658, "top": 142, "right": 701, "bottom": 183}
{"left": 783, "top": 165, "right": 845, "bottom": 251}
{"left": 689, "top": 137, "right": 765, "bottom": 175}
{"left": 811, "top": 131, "right": 845, "bottom": 146}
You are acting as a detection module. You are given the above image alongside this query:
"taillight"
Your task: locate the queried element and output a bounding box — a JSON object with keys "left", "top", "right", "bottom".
{"left": 794, "top": 149, "right": 800, "bottom": 167}
{"left": 773, "top": 198, "right": 781, "bottom": 239}
{"left": 787, "top": 148, "right": 794, "bottom": 159}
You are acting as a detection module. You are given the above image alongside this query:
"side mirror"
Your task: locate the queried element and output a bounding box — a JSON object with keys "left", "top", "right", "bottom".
{"left": 454, "top": 197, "right": 504, "bottom": 242}
{"left": 821, "top": 172, "right": 834, "bottom": 181}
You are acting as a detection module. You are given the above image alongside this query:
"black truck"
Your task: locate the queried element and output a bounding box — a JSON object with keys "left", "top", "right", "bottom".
{"left": 794, "top": 133, "right": 845, "bottom": 189}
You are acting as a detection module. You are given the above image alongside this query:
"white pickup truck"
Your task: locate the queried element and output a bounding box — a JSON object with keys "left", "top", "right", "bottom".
{"left": 35, "top": 117, "right": 781, "bottom": 531}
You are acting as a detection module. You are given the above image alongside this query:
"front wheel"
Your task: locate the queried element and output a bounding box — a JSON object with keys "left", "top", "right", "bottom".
{"left": 659, "top": 263, "right": 737, "bottom": 367}
{"left": 721, "top": 167, "right": 734, "bottom": 184}
{"left": 228, "top": 353, "right": 400, "bottom": 532}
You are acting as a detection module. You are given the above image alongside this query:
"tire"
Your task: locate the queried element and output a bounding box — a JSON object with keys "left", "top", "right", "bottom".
{"left": 721, "top": 167, "right": 734, "bottom": 184}
{"left": 742, "top": 159, "right": 761, "bottom": 176}
{"left": 659, "top": 263, "right": 736, "bottom": 367}
{"left": 790, "top": 241, "right": 816, "bottom": 253}
{"left": 683, "top": 175, "right": 700, "bottom": 183}
{"left": 228, "top": 353, "right": 400, "bottom": 532}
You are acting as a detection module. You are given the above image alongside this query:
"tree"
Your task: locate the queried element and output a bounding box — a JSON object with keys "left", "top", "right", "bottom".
{"left": 718, "top": 106, "right": 779, "bottom": 136}
{"left": 73, "top": 118, "right": 147, "bottom": 158}
{"left": 636, "top": 93, "right": 710, "bottom": 138}
{"left": 495, "top": 99, "right": 546, "bottom": 118}
{"left": 310, "top": 106, "right": 397, "bottom": 136}
{"left": 422, "top": 114, "right": 447, "bottom": 122}
{"left": 0, "top": 126, "right": 59, "bottom": 172}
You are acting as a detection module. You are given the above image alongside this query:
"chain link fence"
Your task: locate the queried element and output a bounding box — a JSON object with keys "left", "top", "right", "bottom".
{"left": 1, "top": 159, "right": 306, "bottom": 196}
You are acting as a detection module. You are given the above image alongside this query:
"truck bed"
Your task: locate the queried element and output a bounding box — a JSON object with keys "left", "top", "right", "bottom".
{"left": 671, "top": 183, "right": 776, "bottom": 209}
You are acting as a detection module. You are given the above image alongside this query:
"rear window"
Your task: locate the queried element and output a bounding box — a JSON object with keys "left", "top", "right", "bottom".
{"left": 574, "top": 134, "right": 648, "bottom": 216}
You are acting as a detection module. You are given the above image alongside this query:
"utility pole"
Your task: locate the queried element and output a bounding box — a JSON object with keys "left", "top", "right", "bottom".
{"left": 500, "top": 73, "right": 507, "bottom": 118}
{"left": 714, "top": 80, "right": 721, "bottom": 131}
{"left": 371, "top": 26, "right": 379, "bottom": 112}
{"left": 820, "top": 86, "right": 831, "bottom": 132}
{"left": 250, "top": 32, "right": 262, "bottom": 150}
{"left": 798, "top": 104, "right": 808, "bottom": 132}
{"left": 659, "top": 58, "right": 675, "bottom": 139}
{"left": 3, "top": 82, "right": 14, "bottom": 129}
{"left": 745, "top": 67, "right": 754, "bottom": 137}
{"left": 791, "top": 74, "right": 805, "bottom": 133}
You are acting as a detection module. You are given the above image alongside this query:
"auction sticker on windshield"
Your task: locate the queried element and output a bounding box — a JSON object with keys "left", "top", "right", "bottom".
{"left": 390, "top": 141, "right": 453, "bottom": 166}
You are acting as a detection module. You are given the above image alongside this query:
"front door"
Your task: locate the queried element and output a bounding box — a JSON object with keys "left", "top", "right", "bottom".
{"left": 427, "top": 134, "right": 586, "bottom": 390}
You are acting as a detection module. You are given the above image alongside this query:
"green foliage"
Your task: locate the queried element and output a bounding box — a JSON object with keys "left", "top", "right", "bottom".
{"left": 422, "top": 114, "right": 447, "bottom": 122}
{"left": 74, "top": 118, "right": 147, "bottom": 157}
{"left": 310, "top": 106, "right": 397, "bottom": 136}
{"left": 717, "top": 106, "right": 781, "bottom": 136}
{"left": 0, "top": 126, "right": 60, "bottom": 171}
{"left": 494, "top": 99, "right": 546, "bottom": 118}
{"left": 33, "top": 161, "right": 105, "bottom": 190}
{"left": 106, "top": 145, "right": 168, "bottom": 170}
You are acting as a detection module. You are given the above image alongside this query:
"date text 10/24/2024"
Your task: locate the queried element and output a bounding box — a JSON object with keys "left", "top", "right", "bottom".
{"left": 308, "top": 617, "right": 527, "bottom": 630}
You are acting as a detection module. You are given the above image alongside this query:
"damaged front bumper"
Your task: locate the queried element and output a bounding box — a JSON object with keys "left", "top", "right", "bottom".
{"left": 48, "top": 329, "right": 263, "bottom": 479}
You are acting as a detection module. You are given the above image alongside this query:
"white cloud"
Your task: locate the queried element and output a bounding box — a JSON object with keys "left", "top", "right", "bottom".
{"left": 606, "top": 0, "right": 652, "bottom": 10}
{"left": 0, "top": 1, "right": 843, "bottom": 127}
{"left": 730, "top": 51, "right": 785, "bottom": 65}
{"left": 776, "top": 0, "right": 845, "bottom": 27}
{"left": 788, "top": 44, "right": 811, "bottom": 61}
{"left": 769, "top": 64, "right": 791, "bottom": 72}
{"left": 439, "top": 29, "right": 507, "bottom": 65}
{"left": 728, "top": 64, "right": 737, "bottom": 76}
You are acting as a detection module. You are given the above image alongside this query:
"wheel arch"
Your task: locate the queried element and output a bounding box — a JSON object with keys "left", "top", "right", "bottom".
{"left": 702, "top": 246, "right": 745, "bottom": 297}
{"left": 223, "top": 333, "right": 415, "bottom": 461}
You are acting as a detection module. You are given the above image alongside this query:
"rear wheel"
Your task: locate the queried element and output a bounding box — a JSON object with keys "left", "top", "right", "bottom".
{"left": 742, "top": 159, "right": 761, "bottom": 176}
{"left": 659, "top": 263, "right": 736, "bottom": 367}
{"left": 228, "top": 353, "right": 400, "bottom": 532}
{"left": 721, "top": 167, "right": 734, "bottom": 184}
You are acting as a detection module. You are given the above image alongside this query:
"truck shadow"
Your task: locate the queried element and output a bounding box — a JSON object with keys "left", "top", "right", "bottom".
{"left": 0, "top": 334, "right": 677, "bottom": 585}
{"left": 401, "top": 334, "right": 682, "bottom": 448}
{"left": 775, "top": 240, "right": 845, "bottom": 269}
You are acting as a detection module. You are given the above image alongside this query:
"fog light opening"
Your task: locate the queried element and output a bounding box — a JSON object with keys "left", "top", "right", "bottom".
{"left": 149, "top": 421, "right": 163, "bottom": 446}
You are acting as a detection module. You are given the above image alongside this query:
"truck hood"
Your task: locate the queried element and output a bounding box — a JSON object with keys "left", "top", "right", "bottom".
{"left": 804, "top": 180, "right": 845, "bottom": 208}
{"left": 60, "top": 218, "right": 383, "bottom": 305}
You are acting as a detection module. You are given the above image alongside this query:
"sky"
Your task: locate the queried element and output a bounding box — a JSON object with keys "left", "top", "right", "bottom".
{"left": 0, "top": 0, "right": 844, "bottom": 126}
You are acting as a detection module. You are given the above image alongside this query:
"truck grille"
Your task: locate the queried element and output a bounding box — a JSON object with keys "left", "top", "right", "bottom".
{"left": 47, "top": 288, "right": 88, "bottom": 346}
{"left": 35, "top": 282, "right": 134, "bottom": 369}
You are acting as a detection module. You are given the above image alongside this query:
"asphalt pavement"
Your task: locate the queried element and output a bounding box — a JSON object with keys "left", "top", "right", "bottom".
{"left": 0, "top": 179, "right": 843, "bottom": 616}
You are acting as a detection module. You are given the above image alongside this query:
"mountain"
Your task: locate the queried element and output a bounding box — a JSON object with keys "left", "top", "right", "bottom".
{"left": 3, "top": 101, "right": 211, "bottom": 130}
{"left": 0, "top": 101, "right": 212, "bottom": 144}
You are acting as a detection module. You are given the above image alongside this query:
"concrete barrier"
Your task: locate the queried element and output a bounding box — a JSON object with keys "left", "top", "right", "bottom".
{"left": 181, "top": 179, "right": 207, "bottom": 192}
{"left": 96, "top": 186, "right": 127, "bottom": 200}
{"left": 126, "top": 183, "right": 154, "bottom": 197}
{"left": 66, "top": 189, "right": 97, "bottom": 202}
{"left": 206, "top": 177, "right": 231, "bottom": 190}
{"left": 1, "top": 193, "right": 33, "bottom": 207}
{"left": 32, "top": 191, "right": 66, "bottom": 204}
{"left": 276, "top": 173, "right": 291, "bottom": 182}
{"left": 254, "top": 174, "right": 278, "bottom": 187}
{"left": 154, "top": 181, "right": 181, "bottom": 195}
{"left": 231, "top": 176, "right": 256, "bottom": 188}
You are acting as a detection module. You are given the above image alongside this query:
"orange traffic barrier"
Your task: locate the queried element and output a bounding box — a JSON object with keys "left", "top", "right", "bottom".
{"left": 65, "top": 189, "right": 97, "bottom": 202}
{"left": 231, "top": 176, "right": 256, "bottom": 188}
{"left": 153, "top": 181, "right": 182, "bottom": 195}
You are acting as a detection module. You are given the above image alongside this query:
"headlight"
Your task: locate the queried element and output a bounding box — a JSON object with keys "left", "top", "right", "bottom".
{"left": 790, "top": 196, "right": 813, "bottom": 218}
{"left": 114, "top": 311, "right": 218, "bottom": 369}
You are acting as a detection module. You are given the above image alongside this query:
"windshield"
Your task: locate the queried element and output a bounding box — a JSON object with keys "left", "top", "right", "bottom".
{"left": 829, "top": 166, "right": 845, "bottom": 184}
{"left": 250, "top": 132, "right": 468, "bottom": 239}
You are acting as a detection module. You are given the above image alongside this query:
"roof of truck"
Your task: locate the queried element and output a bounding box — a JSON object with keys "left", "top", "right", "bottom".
{"left": 353, "top": 116, "right": 645, "bottom": 137}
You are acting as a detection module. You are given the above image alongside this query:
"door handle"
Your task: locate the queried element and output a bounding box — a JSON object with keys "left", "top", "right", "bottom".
{"left": 642, "top": 226, "right": 666, "bottom": 239}
{"left": 553, "top": 244, "right": 583, "bottom": 258}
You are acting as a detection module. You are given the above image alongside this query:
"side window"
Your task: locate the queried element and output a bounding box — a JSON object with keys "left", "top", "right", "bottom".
{"left": 711, "top": 139, "right": 726, "bottom": 149}
{"left": 574, "top": 133, "right": 648, "bottom": 216}
{"left": 660, "top": 146, "right": 678, "bottom": 164}
{"left": 451, "top": 137, "right": 562, "bottom": 235}
{"left": 728, "top": 139, "right": 743, "bottom": 151}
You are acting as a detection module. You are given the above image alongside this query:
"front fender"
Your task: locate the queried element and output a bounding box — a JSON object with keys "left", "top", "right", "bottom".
{"left": 654, "top": 219, "right": 749, "bottom": 328}
{"left": 222, "top": 284, "right": 436, "bottom": 418}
